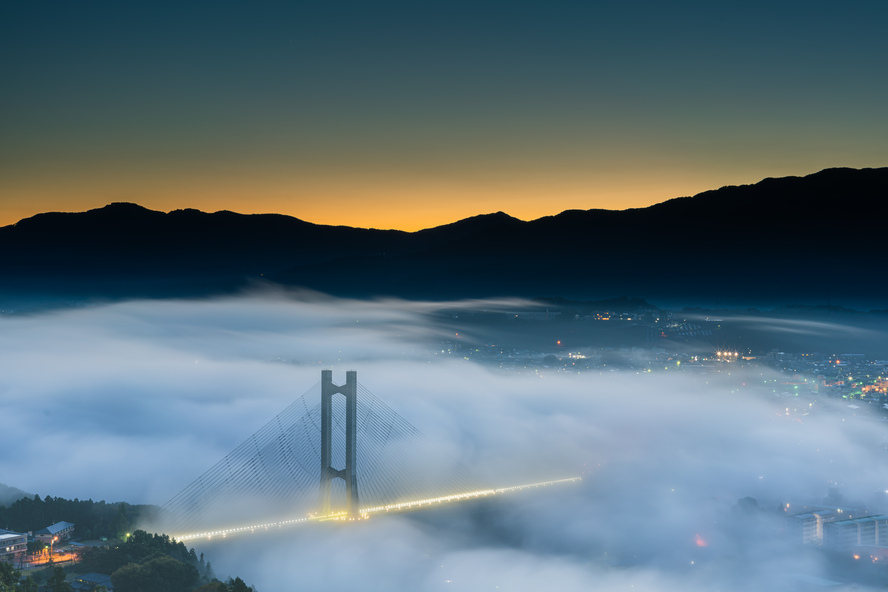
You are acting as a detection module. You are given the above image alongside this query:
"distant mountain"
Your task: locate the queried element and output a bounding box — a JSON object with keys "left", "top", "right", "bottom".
{"left": 0, "top": 483, "right": 31, "bottom": 508}
{"left": 1, "top": 167, "right": 886, "bottom": 308}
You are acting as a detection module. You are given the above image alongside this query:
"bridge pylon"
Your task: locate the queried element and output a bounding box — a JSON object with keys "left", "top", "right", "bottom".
{"left": 319, "top": 369, "right": 359, "bottom": 517}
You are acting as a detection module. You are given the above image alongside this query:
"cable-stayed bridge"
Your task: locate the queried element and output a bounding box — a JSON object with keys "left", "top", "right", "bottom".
{"left": 158, "top": 371, "right": 580, "bottom": 542}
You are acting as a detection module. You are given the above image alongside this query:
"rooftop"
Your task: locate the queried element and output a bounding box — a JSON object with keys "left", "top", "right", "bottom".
{"left": 35, "top": 521, "right": 75, "bottom": 535}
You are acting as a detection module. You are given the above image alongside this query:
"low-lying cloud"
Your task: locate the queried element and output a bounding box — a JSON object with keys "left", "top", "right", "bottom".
{"left": 1, "top": 291, "right": 885, "bottom": 590}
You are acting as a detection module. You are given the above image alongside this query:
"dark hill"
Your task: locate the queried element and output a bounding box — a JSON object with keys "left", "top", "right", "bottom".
{"left": 1, "top": 167, "right": 886, "bottom": 307}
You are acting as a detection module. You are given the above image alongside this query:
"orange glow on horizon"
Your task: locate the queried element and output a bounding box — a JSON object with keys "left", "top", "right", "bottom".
{"left": 0, "top": 162, "right": 829, "bottom": 231}
{"left": 0, "top": 178, "right": 708, "bottom": 231}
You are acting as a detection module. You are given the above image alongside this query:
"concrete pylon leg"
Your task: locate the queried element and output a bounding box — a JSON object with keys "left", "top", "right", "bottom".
{"left": 318, "top": 370, "right": 359, "bottom": 517}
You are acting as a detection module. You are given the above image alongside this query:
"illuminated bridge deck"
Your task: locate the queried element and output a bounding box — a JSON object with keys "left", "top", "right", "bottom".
{"left": 173, "top": 476, "right": 581, "bottom": 542}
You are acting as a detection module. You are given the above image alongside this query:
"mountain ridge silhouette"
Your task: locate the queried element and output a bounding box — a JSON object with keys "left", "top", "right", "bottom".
{"left": 2, "top": 167, "right": 886, "bottom": 307}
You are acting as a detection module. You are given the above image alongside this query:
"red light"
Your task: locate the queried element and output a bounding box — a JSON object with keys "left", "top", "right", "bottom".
{"left": 695, "top": 534, "right": 708, "bottom": 547}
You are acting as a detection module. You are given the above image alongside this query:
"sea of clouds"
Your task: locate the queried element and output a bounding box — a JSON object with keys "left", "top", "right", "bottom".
{"left": 1, "top": 290, "right": 885, "bottom": 590}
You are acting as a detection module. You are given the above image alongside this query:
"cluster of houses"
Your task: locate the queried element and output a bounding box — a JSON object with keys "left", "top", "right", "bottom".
{"left": 0, "top": 521, "right": 75, "bottom": 562}
{"left": 1, "top": 522, "right": 117, "bottom": 589}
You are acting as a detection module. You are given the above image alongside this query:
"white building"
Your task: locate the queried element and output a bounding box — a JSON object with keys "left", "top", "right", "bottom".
{"left": 35, "top": 521, "right": 75, "bottom": 544}
{"left": 823, "top": 515, "right": 888, "bottom": 549}
{"left": 787, "top": 510, "right": 838, "bottom": 544}
{"left": 0, "top": 529, "right": 27, "bottom": 561}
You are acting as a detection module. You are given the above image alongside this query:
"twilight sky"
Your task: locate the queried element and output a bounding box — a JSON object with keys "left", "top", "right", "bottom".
{"left": 2, "top": 0, "right": 887, "bottom": 230}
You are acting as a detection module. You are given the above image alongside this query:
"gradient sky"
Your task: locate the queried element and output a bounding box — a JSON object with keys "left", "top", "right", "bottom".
{"left": 2, "top": 0, "right": 887, "bottom": 230}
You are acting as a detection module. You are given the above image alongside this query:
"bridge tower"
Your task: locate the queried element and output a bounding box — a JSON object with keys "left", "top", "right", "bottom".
{"left": 319, "top": 369, "right": 359, "bottom": 516}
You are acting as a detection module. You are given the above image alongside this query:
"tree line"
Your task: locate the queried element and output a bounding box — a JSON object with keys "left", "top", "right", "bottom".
{"left": 79, "top": 530, "right": 254, "bottom": 592}
{"left": 2, "top": 530, "right": 254, "bottom": 592}
{"left": 0, "top": 495, "right": 156, "bottom": 541}
{"left": 1, "top": 494, "right": 256, "bottom": 592}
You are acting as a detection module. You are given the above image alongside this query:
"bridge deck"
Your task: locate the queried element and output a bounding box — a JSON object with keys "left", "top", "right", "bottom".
{"left": 171, "top": 476, "right": 582, "bottom": 542}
